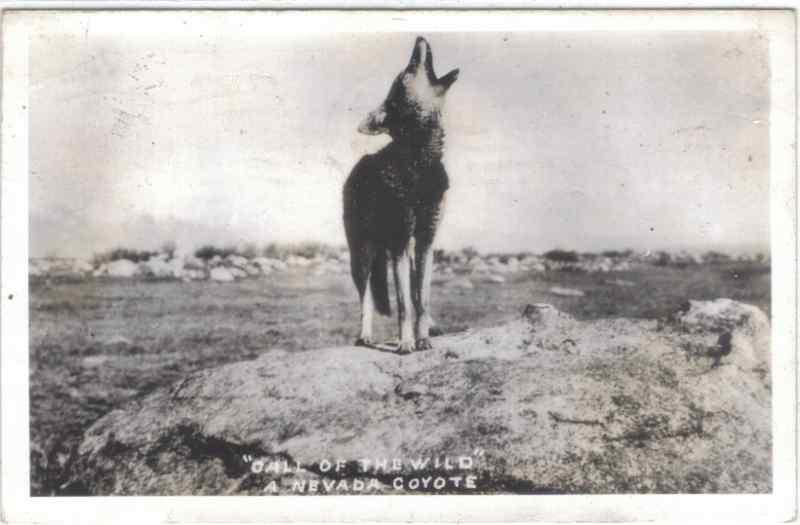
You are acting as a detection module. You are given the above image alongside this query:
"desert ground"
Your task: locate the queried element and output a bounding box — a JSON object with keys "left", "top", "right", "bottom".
{"left": 29, "top": 247, "right": 770, "bottom": 495}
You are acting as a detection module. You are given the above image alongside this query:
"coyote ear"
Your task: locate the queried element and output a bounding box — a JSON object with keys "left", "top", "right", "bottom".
{"left": 436, "top": 68, "right": 460, "bottom": 93}
{"left": 357, "top": 106, "right": 388, "bottom": 135}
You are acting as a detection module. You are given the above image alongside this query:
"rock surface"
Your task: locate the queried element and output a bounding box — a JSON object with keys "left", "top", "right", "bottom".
{"left": 103, "top": 259, "right": 141, "bottom": 278}
{"left": 65, "top": 300, "right": 771, "bottom": 495}
{"left": 209, "top": 267, "right": 236, "bottom": 282}
{"left": 549, "top": 286, "right": 585, "bottom": 297}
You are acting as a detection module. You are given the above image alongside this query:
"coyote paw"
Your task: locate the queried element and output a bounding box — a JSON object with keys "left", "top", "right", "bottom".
{"left": 354, "top": 337, "right": 373, "bottom": 347}
{"left": 415, "top": 338, "right": 433, "bottom": 351}
{"left": 397, "top": 341, "right": 415, "bottom": 355}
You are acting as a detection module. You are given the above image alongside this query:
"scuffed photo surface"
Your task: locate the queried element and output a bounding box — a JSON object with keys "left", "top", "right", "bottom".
{"left": 25, "top": 13, "right": 773, "bottom": 497}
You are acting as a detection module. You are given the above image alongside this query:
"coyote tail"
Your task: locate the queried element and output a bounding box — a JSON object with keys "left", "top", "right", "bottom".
{"left": 370, "top": 249, "right": 391, "bottom": 316}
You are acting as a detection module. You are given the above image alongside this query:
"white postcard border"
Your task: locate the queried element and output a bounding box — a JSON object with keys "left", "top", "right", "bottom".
{"left": 1, "top": 8, "right": 796, "bottom": 524}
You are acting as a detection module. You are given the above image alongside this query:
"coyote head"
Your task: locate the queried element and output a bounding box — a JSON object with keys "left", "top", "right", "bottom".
{"left": 358, "top": 36, "right": 460, "bottom": 138}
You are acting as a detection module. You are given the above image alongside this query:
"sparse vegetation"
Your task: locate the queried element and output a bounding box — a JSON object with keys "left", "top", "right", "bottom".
{"left": 653, "top": 251, "right": 672, "bottom": 267}
{"left": 544, "top": 249, "right": 580, "bottom": 263}
{"left": 259, "top": 241, "right": 341, "bottom": 260}
{"left": 92, "top": 248, "right": 158, "bottom": 266}
{"left": 194, "top": 245, "right": 238, "bottom": 261}
{"left": 461, "top": 246, "right": 480, "bottom": 259}
{"left": 240, "top": 243, "right": 259, "bottom": 259}
{"left": 89, "top": 242, "right": 348, "bottom": 266}
{"left": 601, "top": 249, "right": 634, "bottom": 258}
{"left": 702, "top": 251, "right": 732, "bottom": 264}
{"left": 160, "top": 241, "right": 177, "bottom": 260}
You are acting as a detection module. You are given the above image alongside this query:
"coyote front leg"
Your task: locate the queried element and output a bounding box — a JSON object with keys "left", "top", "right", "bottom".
{"left": 413, "top": 240, "right": 435, "bottom": 350}
{"left": 392, "top": 248, "right": 415, "bottom": 354}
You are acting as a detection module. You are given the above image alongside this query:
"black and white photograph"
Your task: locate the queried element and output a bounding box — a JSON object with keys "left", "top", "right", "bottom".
{"left": 0, "top": 8, "right": 796, "bottom": 523}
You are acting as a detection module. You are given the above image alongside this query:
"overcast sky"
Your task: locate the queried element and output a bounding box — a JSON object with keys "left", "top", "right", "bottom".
{"left": 29, "top": 15, "right": 770, "bottom": 258}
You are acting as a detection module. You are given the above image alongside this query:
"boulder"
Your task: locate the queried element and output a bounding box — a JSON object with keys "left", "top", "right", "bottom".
{"left": 614, "top": 261, "right": 633, "bottom": 271}
{"left": 252, "top": 257, "right": 273, "bottom": 271}
{"left": 244, "top": 264, "right": 262, "bottom": 276}
{"left": 140, "top": 257, "right": 184, "bottom": 279}
{"left": 29, "top": 258, "right": 93, "bottom": 279}
{"left": 65, "top": 300, "right": 770, "bottom": 496}
{"left": 225, "top": 255, "right": 250, "bottom": 269}
{"left": 229, "top": 267, "right": 248, "bottom": 279}
{"left": 253, "top": 257, "right": 287, "bottom": 272}
{"left": 606, "top": 279, "right": 636, "bottom": 287}
{"left": 505, "top": 258, "right": 520, "bottom": 271}
{"left": 520, "top": 257, "right": 547, "bottom": 272}
{"left": 209, "top": 267, "right": 235, "bottom": 282}
{"left": 549, "top": 286, "right": 585, "bottom": 297}
{"left": 181, "top": 269, "right": 206, "bottom": 282}
{"left": 72, "top": 259, "right": 94, "bottom": 274}
{"left": 105, "top": 259, "right": 140, "bottom": 278}
{"left": 444, "top": 277, "right": 474, "bottom": 290}
{"left": 286, "top": 256, "right": 312, "bottom": 268}
{"left": 182, "top": 255, "right": 207, "bottom": 271}
{"left": 470, "top": 261, "right": 490, "bottom": 274}
{"left": 673, "top": 299, "right": 770, "bottom": 371}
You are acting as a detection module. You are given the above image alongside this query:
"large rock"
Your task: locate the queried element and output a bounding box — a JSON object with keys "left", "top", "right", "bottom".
{"left": 253, "top": 257, "right": 287, "bottom": 272}
{"left": 444, "top": 277, "right": 474, "bottom": 290}
{"left": 29, "top": 258, "right": 93, "bottom": 279}
{"left": 549, "top": 286, "right": 585, "bottom": 297}
{"left": 65, "top": 300, "right": 771, "bottom": 495}
{"left": 209, "top": 267, "right": 235, "bottom": 282}
{"left": 225, "top": 255, "right": 250, "bottom": 269}
{"left": 140, "top": 256, "right": 184, "bottom": 279}
{"left": 286, "top": 255, "right": 312, "bottom": 268}
{"left": 103, "top": 259, "right": 140, "bottom": 278}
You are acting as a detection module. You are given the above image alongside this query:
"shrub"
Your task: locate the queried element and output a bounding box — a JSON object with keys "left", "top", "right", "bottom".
{"left": 702, "top": 251, "right": 732, "bottom": 264}
{"left": 653, "top": 251, "right": 672, "bottom": 266}
{"left": 262, "top": 242, "right": 341, "bottom": 261}
{"left": 461, "top": 246, "right": 480, "bottom": 259}
{"left": 240, "top": 243, "right": 259, "bottom": 259}
{"left": 160, "top": 241, "right": 177, "bottom": 260}
{"left": 601, "top": 249, "right": 633, "bottom": 258}
{"left": 92, "top": 248, "right": 158, "bottom": 266}
{"left": 194, "top": 245, "right": 237, "bottom": 261}
{"left": 292, "top": 242, "right": 338, "bottom": 260}
{"left": 543, "top": 249, "right": 579, "bottom": 263}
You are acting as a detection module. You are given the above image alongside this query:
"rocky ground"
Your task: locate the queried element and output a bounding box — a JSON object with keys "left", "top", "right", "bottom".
{"left": 63, "top": 299, "right": 771, "bottom": 495}
{"left": 29, "top": 247, "right": 768, "bottom": 284}
{"left": 29, "top": 248, "right": 771, "bottom": 496}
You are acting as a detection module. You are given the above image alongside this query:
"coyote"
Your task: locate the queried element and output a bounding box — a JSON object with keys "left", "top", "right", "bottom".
{"left": 343, "top": 36, "right": 459, "bottom": 354}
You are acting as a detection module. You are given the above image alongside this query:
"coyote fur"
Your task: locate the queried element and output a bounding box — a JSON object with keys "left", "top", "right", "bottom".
{"left": 343, "top": 36, "right": 459, "bottom": 354}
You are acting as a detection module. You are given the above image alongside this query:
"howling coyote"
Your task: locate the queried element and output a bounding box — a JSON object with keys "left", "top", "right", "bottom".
{"left": 343, "top": 36, "right": 460, "bottom": 354}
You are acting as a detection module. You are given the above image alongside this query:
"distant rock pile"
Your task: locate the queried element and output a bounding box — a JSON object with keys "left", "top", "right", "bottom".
{"left": 29, "top": 247, "right": 769, "bottom": 284}
{"left": 29, "top": 251, "right": 342, "bottom": 283}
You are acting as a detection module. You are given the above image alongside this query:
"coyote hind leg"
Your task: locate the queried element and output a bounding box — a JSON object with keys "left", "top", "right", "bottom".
{"left": 413, "top": 240, "right": 435, "bottom": 350}
{"left": 350, "top": 242, "right": 375, "bottom": 346}
{"left": 357, "top": 279, "right": 375, "bottom": 347}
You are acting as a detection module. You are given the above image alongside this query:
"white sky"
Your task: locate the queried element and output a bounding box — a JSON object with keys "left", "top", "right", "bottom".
{"left": 29, "top": 14, "right": 770, "bottom": 258}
